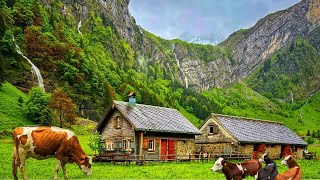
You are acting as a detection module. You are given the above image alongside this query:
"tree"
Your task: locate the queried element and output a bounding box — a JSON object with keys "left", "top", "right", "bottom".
{"left": 312, "top": 130, "right": 316, "bottom": 138}
{"left": 306, "top": 129, "right": 311, "bottom": 136}
{"left": 24, "top": 87, "right": 53, "bottom": 125}
{"left": 88, "top": 131, "right": 104, "bottom": 155}
{"left": 50, "top": 88, "right": 77, "bottom": 128}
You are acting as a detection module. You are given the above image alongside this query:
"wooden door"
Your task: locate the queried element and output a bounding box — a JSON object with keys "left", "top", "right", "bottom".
{"left": 168, "top": 140, "right": 175, "bottom": 160}
{"left": 161, "top": 139, "right": 167, "bottom": 160}
{"left": 281, "top": 145, "right": 292, "bottom": 158}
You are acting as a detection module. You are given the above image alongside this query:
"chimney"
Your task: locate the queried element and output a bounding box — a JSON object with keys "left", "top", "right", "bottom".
{"left": 128, "top": 91, "right": 136, "bottom": 108}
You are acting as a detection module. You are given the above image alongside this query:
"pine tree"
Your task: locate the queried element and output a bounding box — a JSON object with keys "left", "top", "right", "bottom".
{"left": 312, "top": 130, "right": 316, "bottom": 138}
{"left": 306, "top": 129, "right": 311, "bottom": 136}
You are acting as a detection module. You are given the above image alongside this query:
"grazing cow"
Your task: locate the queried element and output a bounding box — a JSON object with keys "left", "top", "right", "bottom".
{"left": 256, "top": 153, "right": 278, "bottom": 180}
{"left": 211, "top": 157, "right": 261, "bottom": 180}
{"left": 275, "top": 155, "right": 301, "bottom": 180}
{"left": 12, "top": 127, "right": 92, "bottom": 180}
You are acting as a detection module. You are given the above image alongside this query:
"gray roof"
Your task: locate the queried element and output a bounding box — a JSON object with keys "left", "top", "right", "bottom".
{"left": 112, "top": 101, "right": 201, "bottom": 135}
{"left": 211, "top": 114, "right": 307, "bottom": 146}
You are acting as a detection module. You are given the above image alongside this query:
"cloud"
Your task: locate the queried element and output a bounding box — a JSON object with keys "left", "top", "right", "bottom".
{"left": 129, "top": 0, "right": 300, "bottom": 41}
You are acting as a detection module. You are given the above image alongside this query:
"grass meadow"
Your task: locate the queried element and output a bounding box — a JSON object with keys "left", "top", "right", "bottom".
{"left": 1, "top": 136, "right": 320, "bottom": 179}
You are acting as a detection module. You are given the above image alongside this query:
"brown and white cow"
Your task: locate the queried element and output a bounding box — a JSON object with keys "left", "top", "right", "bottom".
{"left": 12, "top": 126, "right": 92, "bottom": 180}
{"left": 275, "top": 155, "right": 301, "bottom": 180}
{"left": 211, "top": 157, "right": 261, "bottom": 180}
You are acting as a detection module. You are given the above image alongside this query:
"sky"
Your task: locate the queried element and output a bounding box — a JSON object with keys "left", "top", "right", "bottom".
{"left": 128, "top": 0, "right": 301, "bottom": 43}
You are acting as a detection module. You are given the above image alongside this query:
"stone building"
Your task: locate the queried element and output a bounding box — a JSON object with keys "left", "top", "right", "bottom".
{"left": 96, "top": 99, "right": 201, "bottom": 160}
{"left": 195, "top": 114, "right": 308, "bottom": 159}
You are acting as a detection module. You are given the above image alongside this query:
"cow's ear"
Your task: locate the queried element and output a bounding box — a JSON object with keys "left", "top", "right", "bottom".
{"left": 85, "top": 156, "right": 90, "bottom": 162}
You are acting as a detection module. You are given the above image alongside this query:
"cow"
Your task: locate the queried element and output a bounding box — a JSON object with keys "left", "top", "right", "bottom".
{"left": 211, "top": 157, "right": 261, "bottom": 180}
{"left": 12, "top": 126, "right": 92, "bottom": 180}
{"left": 275, "top": 155, "right": 301, "bottom": 180}
{"left": 256, "top": 153, "right": 278, "bottom": 180}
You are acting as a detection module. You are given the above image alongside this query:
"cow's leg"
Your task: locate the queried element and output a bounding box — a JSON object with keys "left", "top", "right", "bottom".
{"left": 61, "top": 162, "right": 68, "bottom": 180}
{"left": 54, "top": 160, "right": 61, "bottom": 180}
{"left": 12, "top": 147, "right": 19, "bottom": 180}
{"left": 18, "top": 147, "right": 28, "bottom": 180}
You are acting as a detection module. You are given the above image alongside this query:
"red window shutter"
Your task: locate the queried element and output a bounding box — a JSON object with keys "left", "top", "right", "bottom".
{"left": 143, "top": 138, "right": 148, "bottom": 150}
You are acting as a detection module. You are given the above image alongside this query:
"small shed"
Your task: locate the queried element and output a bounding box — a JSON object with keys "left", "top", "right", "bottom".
{"left": 96, "top": 100, "right": 201, "bottom": 161}
{"left": 195, "top": 113, "right": 308, "bottom": 159}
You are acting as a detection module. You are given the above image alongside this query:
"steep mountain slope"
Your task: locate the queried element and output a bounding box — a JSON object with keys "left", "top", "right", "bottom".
{"left": 1, "top": 0, "right": 320, "bottom": 130}
{"left": 93, "top": 0, "right": 320, "bottom": 92}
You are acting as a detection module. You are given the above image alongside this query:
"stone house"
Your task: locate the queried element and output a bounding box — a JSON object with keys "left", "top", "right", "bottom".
{"left": 195, "top": 114, "right": 308, "bottom": 159}
{"left": 96, "top": 99, "right": 201, "bottom": 160}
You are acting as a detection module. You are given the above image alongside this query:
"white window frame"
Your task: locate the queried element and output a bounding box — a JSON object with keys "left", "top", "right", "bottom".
{"left": 148, "top": 139, "right": 155, "bottom": 151}
{"left": 123, "top": 139, "right": 127, "bottom": 150}
{"left": 116, "top": 116, "right": 121, "bottom": 128}
{"left": 106, "top": 140, "right": 113, "bottom": 151}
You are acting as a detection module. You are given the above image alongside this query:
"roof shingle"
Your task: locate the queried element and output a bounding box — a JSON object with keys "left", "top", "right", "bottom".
{"left": 212, "top": 114, "right": 307, "bottom": 145}
{"left": 114, "top": 101, "right": 201, "bottom": 135}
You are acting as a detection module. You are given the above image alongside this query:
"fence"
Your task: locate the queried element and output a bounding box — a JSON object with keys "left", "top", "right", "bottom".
{"left": 93, "top": 152, "right": 251, "bottom": 164}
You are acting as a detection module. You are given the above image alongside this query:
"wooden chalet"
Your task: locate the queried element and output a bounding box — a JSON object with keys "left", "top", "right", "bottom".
{"left": 195, "top": 114, "right": 308, "bottom": 159}
{"left": 96, "top": 99, "right": 201, "bottom": 162}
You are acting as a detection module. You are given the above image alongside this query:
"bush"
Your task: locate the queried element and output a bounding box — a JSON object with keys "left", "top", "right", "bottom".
{"left": 306, "top": 136, "right": 315, "bottom": 144}
{"left": 24, "top": 87, "right": 53, "bottom": 125}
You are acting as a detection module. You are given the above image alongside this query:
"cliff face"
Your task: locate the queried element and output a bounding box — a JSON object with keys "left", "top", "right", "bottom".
{"left": 57, "top": 0, "right": 320, "bottom": 91}
{"left": 226, "top": 0, "right": 320, "bottom": 82}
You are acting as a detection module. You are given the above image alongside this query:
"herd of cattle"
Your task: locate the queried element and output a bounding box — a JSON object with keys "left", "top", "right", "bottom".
{"left": 211, "top": 154, "right": 301, "bottom": 180}
{"left": 12, "top": 126, "right": 301, "bottom": 180}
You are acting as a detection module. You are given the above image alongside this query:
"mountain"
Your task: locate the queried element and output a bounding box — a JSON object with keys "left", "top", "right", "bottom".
{"left": 1, "top": 0, "right": 320, "bottom": 132}
{"left": 179, "top": 32, "right": 223, "bottom": 45}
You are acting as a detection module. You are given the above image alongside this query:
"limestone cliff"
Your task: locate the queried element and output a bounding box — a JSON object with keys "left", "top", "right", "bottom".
{"left": 55, "top": 0, "right": 320, "bottom": 92}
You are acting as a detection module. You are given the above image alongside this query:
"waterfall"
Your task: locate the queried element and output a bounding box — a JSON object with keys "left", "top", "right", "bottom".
{"left": 77, "top": 20, "right": 82, "bottom": 35}
{"left": 172, "top": 44, "right": 188, "bottom": 89}
{"left": 13, "top": 37, "right": 45, "bottom": 91}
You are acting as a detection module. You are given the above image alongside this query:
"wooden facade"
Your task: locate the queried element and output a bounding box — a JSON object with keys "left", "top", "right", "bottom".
{"left": 97, "top": 101, "right": 201, "bottom": 161}
{"left": 195, "top": 114, "right": 307, "bottom": 159}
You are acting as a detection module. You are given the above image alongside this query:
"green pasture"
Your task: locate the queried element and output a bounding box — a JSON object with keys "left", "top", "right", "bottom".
{"left": 1, "top": 136, "right": 319, "bottom": 179}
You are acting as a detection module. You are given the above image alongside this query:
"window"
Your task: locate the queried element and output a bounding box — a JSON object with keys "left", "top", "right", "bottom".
{"left": 209, "top": 126, "right": 214, "bottom": 134}
{"left": 114, "top": 116, "right": 123, "bottom": 129}
{"left": 130, "top": 140, "right": 135, "bottom": 149}
{"left": 208, "top": 124, "right": 218, "bottom": 135}
{"left": 113, "top": 139, "right": 122, "bottom": 149}
{"left": 123, "top": 140, "right": 127, "bottom": 150}
{"left": 148, "top": 140, "right": 155, "bottom": 151}
{"left": 106, "top": 141, "right": 113, "bottom": 150}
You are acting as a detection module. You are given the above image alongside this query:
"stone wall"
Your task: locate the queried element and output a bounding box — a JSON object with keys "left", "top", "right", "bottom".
{"left": 176, "top": 140, "right": 196, "bottom": 159}
{"left": 196, "top": 117, "right": 235, "bottom": 144}
{"left": 195, "top": 143, "right": 233, "bottom": 154}
{"left": 295, "top": 146, "right": 304, "bottom": 159}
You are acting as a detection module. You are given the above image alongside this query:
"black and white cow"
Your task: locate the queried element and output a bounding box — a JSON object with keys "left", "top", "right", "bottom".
{"left": 255, "top": 153, "right": 278, "bottom": 180}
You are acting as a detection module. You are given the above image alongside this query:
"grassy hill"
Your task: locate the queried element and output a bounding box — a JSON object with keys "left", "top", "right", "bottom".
{"left": 0, "top": 82, "right": 34, "bottom": 131}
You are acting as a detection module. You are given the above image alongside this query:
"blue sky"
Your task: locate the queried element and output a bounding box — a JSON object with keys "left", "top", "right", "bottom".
{"left": 129, "top": 0, "right": 300, "bottom": 41}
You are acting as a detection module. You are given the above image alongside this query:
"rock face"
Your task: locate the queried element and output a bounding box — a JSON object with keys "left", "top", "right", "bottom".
{"left": 57, "top": 0, "right": 320, "bottom": 91}
{"left": 227, "top": 0, "right": 320, "bottom": 82}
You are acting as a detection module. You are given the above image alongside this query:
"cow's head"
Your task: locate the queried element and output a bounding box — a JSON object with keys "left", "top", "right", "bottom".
{"left": 281, "top": 155, "right": 292, "bottom": 166}
{"left": 259, "top": 152, "right": 271, "bottom": 164}
{"left": 211, "top": 157, "right": 224, "bottom": 173}
{"left": 80, "top": 156, "right": 92, "bottom": 176}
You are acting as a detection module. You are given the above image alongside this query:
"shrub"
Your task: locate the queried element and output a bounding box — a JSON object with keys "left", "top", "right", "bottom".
{"left": 24, "top": 87, "right": 53, "bottom": 125}
{"left": 306, "top": 136, "right": 315, "bottom": 144}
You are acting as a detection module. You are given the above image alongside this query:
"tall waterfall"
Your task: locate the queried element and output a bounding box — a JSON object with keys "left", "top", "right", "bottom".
{"left": 13, "top": 37, "right": 45, "bottom": 91}
{"left": 172, "top": 44, "right": 188, "bottom": 89}
{"left": 77, "top": 20, "right": 82, "bottom": 35}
